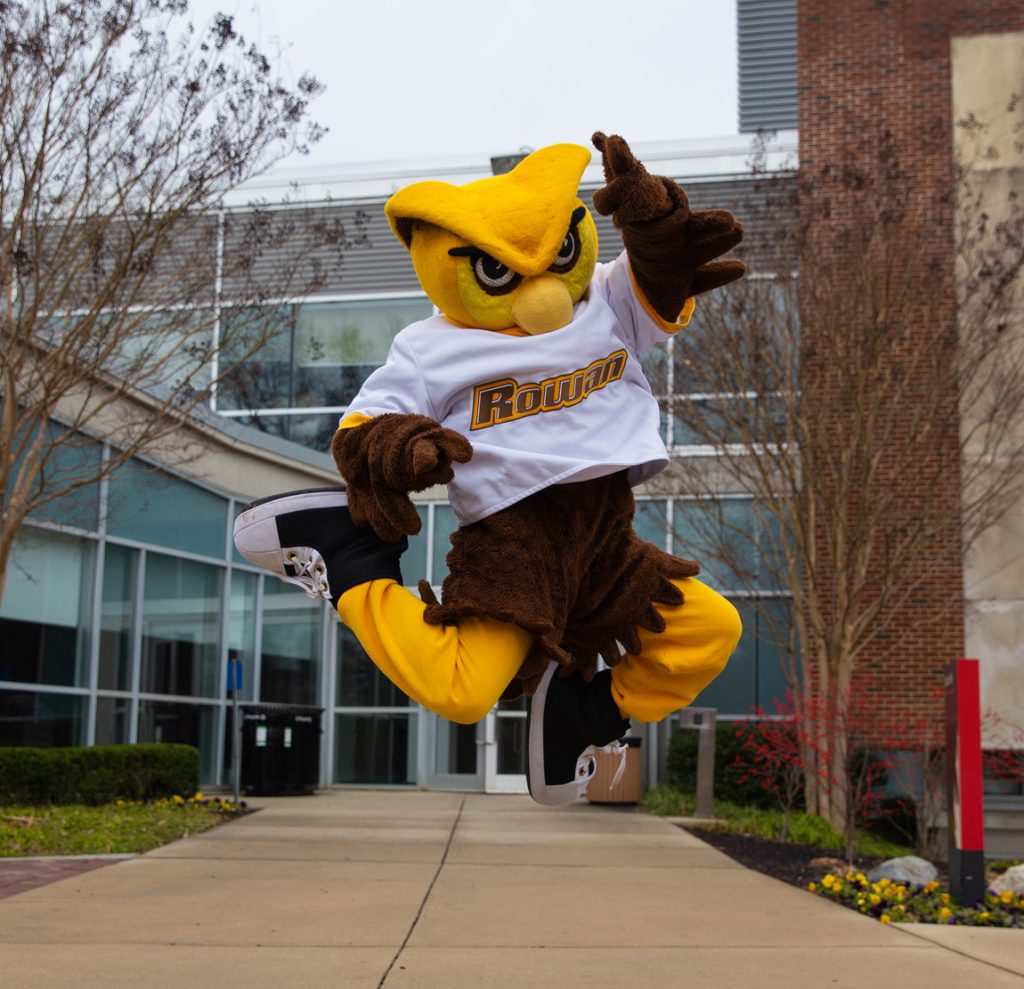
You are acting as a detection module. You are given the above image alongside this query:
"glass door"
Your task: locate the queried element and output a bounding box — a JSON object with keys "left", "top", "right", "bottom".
{"left": 427, "top": 717, "right": 485, "bottom": 791}
{"left": 483, "top": 697, "right": 528, "bottom": 793}
{"left": 425, "top": 701, "right": 528, "bottom": 793}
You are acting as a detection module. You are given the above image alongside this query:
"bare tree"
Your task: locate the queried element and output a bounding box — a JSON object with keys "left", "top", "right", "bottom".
{"left": 0, "top": 0, "right": 353, "bottom": 602}
{"left": 666, "top": 117, "right": 1024, "bottom": 833}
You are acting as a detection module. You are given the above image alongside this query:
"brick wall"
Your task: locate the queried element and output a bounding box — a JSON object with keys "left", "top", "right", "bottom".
{"left": 795, "top": 1, "right": 1024, "bottom": 736}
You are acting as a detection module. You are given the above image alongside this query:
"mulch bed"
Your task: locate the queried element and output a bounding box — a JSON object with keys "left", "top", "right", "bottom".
{"left": 685, "top": 827, "right": 907, "bottom": 890}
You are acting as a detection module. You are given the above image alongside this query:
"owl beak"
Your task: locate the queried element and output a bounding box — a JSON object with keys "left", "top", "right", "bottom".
{"left": 510, "top": 273, "right": 574, "bottom": 335}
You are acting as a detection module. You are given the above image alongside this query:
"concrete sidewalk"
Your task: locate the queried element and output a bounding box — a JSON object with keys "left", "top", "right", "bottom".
{"left": 1, "top": 791, "right": 1021, "bottom": 988}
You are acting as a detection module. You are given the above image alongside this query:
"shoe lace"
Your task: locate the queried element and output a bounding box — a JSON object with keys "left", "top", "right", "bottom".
{"left": 283, "top": 548, "right": 331, "bottom": 602}
{"left": 581, "top": 739, "right": 630, "bottom": 791}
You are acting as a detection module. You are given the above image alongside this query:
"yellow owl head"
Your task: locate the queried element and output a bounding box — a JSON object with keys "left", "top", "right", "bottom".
{"left": 384, "top": 144, "right": 598, "bottom": 334}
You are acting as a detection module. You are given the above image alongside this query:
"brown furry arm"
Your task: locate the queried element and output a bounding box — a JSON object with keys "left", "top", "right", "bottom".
{"left": 332, "top": 413, "right": 472, "bottom": 542}
{"left": 591, "top": 131, "right": 746, "bottom": 321}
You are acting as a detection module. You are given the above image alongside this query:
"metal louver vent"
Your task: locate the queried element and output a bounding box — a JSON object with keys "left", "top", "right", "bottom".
{"left": 738, "top": 0, "right": 797, "bottom": 133}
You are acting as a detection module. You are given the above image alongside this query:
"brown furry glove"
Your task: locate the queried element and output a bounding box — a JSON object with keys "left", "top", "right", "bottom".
{"left": 332, "top": 413, "right": 473, "bottom": 542}
{"left": 592, "top": 131, "right": 746, "bottom": 321}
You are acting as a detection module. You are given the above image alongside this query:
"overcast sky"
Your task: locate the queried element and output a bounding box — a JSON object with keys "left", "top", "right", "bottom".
{"left": 188, "top": 0, "right": 739, "bottom": 168}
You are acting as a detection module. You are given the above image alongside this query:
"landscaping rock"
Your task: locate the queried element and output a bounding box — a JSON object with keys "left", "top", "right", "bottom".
{"left": 989, "top": 864, "right": 1024, "bottom": 896}
{"left": 867, "top": 856, "right": 938, "bottom": 886}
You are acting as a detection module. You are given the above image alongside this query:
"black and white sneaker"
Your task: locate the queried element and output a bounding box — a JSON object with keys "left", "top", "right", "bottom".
{"left": 233, "top": 488, "right": 407, "bottom": 606}
{"left": 526, "top": 662, "right": 631, "bottom": 807}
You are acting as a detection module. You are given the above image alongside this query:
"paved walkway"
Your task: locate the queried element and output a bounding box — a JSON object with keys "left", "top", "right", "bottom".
{"left": 1, "top": 790, "right": 1021, "bottom": 988}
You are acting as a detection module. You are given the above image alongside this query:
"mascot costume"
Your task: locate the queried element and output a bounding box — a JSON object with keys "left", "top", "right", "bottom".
{"left": 234, "top": 133, "right": 744, "bottom": 805}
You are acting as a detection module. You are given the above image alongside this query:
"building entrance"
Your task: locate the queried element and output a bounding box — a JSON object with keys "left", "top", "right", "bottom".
{"left": 425, "top": 698, "right": 528, "bottom": 792}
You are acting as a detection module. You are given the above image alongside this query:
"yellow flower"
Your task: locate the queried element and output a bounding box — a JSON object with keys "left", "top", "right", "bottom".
{"left": 880, "top": 914, "right": 892, "bottom": 925}
{"left": 1000, "top": 890, "right": 1013, "bottom": 904}
{"left": 808, "top": 882, "right": 818, "bottom": 893}
{"left": 940, "top": 893, "right": 950, "bottom": 905}
{"left": 939, "top": 907, "right": 952, "bottom": 921}
{"left": 855, "top": 873, "right": 867, "bottom": 885}
{"left": 870, "top": 894, "right": 882, "bottom": 906}
{"left": 979, "top": 911, "right": 990, "bottom": 921}
{"left": 879, "top": 878, "right": 891, "bottom": 889}
{"left": 172, "top": 794, "right": 185, "bottom": 805}
{"left": 925, "top": 882, "right": 939, "bottom": 894}
{"left": 822, "top": 875, "right": 836, "bottom": 890}
{"left": 193, "top": 792, "right": 204, "bottom": 802}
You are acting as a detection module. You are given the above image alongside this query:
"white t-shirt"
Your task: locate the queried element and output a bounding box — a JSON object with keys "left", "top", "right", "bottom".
{"left": 346, "top": 253, "right": 678, "bottom": 525}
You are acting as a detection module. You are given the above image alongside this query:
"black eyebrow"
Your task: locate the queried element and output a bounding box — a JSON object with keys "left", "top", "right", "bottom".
{"left": 447, "top": 208, "right": 586, "bottom": 259}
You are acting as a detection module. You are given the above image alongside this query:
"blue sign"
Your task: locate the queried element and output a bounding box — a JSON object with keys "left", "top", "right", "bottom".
{"left": 227, "top": 659, "right": 244, "bottom": 693}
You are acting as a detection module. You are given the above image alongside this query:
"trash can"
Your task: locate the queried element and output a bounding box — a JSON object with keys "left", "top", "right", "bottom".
{"left": 240, "top": 704, "right": 323, "bottom": 796}
{"left": 586, "top": 736, "right": 643, "bottom": 804}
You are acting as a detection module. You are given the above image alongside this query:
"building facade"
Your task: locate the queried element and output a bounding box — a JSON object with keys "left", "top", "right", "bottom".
{"left": 0, "top": 134, "right": 801, "bottom": 790}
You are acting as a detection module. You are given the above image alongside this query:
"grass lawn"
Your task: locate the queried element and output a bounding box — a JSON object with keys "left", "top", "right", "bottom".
{"left": 641, "top": 784, "right": 911, "bottom": 857}
{"left": 0, "top": 797, "right": 245, "bottom": 857}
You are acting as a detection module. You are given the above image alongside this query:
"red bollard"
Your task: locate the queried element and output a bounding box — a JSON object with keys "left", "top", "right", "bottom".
{"left": 945, "top": 658, "right": 985, "bottom": 906}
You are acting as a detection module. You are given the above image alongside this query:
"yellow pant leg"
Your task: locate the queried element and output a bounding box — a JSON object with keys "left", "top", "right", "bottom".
{"left": 337, "top": 579, "right": 531, "bottom": 724}
{"left": 611, "top": 578, "right": 742, "bottom": 723}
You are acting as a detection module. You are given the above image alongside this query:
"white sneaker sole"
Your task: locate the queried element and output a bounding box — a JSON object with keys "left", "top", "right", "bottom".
{"left": 233, "top": 489, "right": 347, "bottom": 575}
{"left": 527, "top": 662, "right": 597, "bottom": 807}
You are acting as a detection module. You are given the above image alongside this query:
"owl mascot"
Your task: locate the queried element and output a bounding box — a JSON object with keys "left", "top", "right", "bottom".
{"left": 235, "top": 133, "right": 744, "bottom": 805}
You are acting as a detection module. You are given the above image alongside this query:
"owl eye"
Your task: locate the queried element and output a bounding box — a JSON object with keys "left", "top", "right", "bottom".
{"left": 549, "top": 206, "right": 586, "bottom": 274}
{"left": 548, "top": 229, "right": 581, "bottom": 274}
{"left": 472, "top": 253, "right": 522, "bottom": 295}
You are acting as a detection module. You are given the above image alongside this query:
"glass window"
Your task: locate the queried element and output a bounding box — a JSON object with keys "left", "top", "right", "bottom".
{"left": 672, "top": 399, "right": 749, "bottom": 447}
{"left": 336, "top": 624, "right": 410, "bottom": 707}
{"left": 403, "top": 505, "right": 429, "bottom": 587}
{"left": 755, "top": 598, "right": 794, "bottom": 707}
{"left": 685, "top": 598, "right": 793, "bottom": 718}
{"left": 672, "top": 498, "right": 758, "bottom": 591}
{"left": 294, "top": 298, "right": 432, "bottom": 408}
{"left": 694, "top": 598, "right": 757, "bottom": 716}
{"left": 634, "top": 499, "right": 669, "bottom": 550}
{"left": 216, "top": 298, "right": 432, "bottom": 415}
{"left": 217, "top": 305, "right": 296, "bottom": 411}
{"left": 0, "top": 528, "right": 94, "bottom": 687}
{"left": 140, "top": 554, "right": 222, "bottom": 698}
{"left": 98, "top": 543, "right": 137, "bottom": 691}
{"left": 0, "top": 690, "right": 86, "bottom": 746}
{"left": 137, "top": 699, "right": 217, "bottom": 784}
{"left": 116, "top": 309, "right": 216, "bottom": 396}
{"left": 6, "top": 421, "right": 102, "bottom": 530}
{"left": 107, "top": 460, "right": 227, "bottom": 558}
{"left": 334, "top": 712, "right": 416, "bottom": 784}
{"left": 496, "top": 712, "right": 527, "bottom": 775}
{"left": 95, "top": 695, "right": 132, "bottom": 745}
{"left": 435, "top": 720, "right": 477, "bottom": 775}
{"left": 638, "top": 343, "right": 669, "bottom": 394}
{"left": 260, "top": 580, "right": 321, "bottom": 706}
{"left": 228, "top": 571, "right": 258, "bottom": 702}
{"left": 431, "top": 504, "right": 458, "bottom": 584}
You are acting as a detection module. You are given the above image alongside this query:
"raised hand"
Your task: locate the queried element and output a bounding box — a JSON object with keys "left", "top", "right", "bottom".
{"left": 592, "top": 131, "right": 746, "bottom": 318}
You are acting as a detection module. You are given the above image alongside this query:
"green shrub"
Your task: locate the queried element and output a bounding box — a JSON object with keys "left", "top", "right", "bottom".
{"left": 0, "top": 744, "right": 199, "bottom": 805}
{"left": 665, "top": 721, "right": 779, "bottom": 809}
